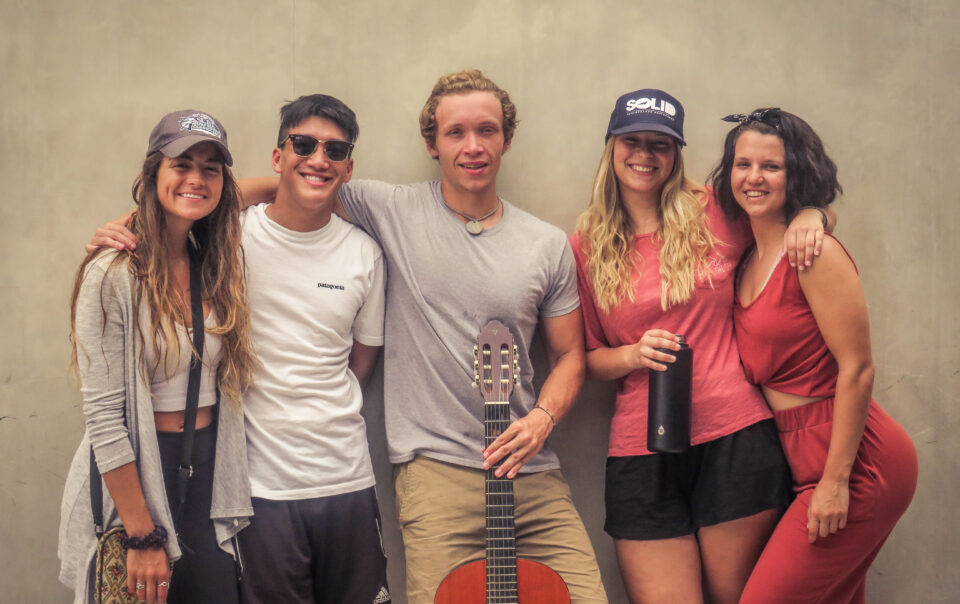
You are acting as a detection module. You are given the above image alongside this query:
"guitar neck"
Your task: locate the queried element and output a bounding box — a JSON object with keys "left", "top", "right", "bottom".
{"left": 485, "top": 399, "right": 518, "bottom": 603}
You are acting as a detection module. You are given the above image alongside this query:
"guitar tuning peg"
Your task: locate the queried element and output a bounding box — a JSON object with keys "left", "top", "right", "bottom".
{"left": 514, "top": 374, "right": 519, "bottom": 385}
{"left": 513, "top": 345, "right": 518, "bottom": 355}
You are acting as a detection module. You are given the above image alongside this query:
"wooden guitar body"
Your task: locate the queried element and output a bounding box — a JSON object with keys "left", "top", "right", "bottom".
{"left": 435, "top": 558, "right": 570, "bottom": 603}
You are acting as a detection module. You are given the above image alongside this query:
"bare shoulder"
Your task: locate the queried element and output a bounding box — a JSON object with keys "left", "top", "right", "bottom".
{"left": 798, "top": 235, "right": 858, "bottom": 289}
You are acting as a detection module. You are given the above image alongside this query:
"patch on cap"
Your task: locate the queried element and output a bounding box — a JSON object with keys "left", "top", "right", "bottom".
{"left": 178, "top": 113, "right": 223, "bottom": 139}
{"left": 623, "top": 96, "right": 678, "bottom": 118}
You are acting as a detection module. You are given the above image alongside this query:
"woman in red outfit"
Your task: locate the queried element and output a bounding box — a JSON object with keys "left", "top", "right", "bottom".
{"left": 571, "top": 90, "right": 835, "bottom": 603}
{"left": 712, "top": 108, "right": 918, "bottom": 603}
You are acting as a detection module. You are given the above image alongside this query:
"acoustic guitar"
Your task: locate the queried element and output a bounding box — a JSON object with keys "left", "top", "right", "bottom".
{"left": 434, "top": 320, "right": 570, "bottom": 604}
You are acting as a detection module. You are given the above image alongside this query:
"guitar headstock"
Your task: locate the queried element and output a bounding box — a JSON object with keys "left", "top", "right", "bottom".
{"left": 474, "top": 320, "right": 519, "bottom": 403}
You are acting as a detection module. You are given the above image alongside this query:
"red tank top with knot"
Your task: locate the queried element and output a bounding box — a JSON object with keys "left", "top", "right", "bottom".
{"left": 733, "top": 234, "right": 857, "bottom": 398}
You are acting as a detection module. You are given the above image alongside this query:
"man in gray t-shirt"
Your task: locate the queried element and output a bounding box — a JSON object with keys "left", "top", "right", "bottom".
{"left": 336, "top": 71, "right": 607, "bottom": 603}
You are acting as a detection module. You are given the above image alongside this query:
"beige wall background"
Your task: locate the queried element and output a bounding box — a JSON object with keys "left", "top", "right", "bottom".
{"left": 2, "top": 0, "right": 957, "bottom": 602}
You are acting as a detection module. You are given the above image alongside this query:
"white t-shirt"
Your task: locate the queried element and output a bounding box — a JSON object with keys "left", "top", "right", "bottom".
{"left": 240, "top": 205, "right": 385, "bottom": 500}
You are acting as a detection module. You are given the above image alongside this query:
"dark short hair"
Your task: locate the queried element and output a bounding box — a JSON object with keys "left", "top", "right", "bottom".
{"left": 277, "top": 94, "right": 359, "bottom": 146}
{"left": 710, "top": 108, "right": 842, "bottom": 224}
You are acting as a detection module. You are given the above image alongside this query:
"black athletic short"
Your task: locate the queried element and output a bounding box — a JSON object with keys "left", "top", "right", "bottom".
{"left": 238, "top": 487, "right": 391, "bottom": 604}
{"left": 604, "top": 419, "right": 793, "bottom": 540}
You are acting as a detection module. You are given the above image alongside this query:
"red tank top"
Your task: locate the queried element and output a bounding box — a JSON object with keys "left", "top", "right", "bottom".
{"left": 733, "top": 235, "right": 856, "bottom": 398}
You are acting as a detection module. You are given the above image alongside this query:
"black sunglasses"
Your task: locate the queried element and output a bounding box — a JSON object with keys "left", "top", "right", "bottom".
{"left": 279, "top": 134, "right": 354, "bottom": 162}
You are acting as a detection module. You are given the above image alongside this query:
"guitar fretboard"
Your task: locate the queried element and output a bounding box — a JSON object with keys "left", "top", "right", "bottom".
{"left": 485, "top": 400, "right": 517, "bottom": 603}
{"left": 476, "top": 322, "right": 520, "bottom": 604}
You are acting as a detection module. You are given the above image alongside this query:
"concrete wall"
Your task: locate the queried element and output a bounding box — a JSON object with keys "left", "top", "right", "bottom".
{"left": 2, "top": 1, "right": 956, "bottom": 601}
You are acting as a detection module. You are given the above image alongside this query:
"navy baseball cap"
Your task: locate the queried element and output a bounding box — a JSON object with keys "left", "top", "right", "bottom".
{"left": 605, "top": 89, "right": 686, "bottom": 146}
{"left": 146, "top": 110, "right": 233, "bottom": 166}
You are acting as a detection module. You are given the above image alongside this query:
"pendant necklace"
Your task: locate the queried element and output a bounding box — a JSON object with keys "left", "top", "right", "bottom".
{"left": 441, "top": 197, "right": 501, "bottom": 235}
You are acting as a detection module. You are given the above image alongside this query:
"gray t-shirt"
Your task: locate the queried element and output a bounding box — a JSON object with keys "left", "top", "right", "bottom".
{"left": 339, "top": 180, "right": 580, "bottom": 471}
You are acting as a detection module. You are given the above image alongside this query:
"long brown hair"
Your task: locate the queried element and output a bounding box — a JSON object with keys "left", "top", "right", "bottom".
{"left": 70, "top": 151, "right": 256, "bottom": 405}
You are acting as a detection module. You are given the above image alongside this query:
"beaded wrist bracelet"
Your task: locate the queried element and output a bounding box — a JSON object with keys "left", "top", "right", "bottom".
{"left": 120, "top": 525, "right": 168, "bottom": 550}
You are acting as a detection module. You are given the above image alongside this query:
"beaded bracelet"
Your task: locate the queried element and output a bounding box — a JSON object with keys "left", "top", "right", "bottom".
{"left": 120, "top": 525, "right": 168, "bottom": 550}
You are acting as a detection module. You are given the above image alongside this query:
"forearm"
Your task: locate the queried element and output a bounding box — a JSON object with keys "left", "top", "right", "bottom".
{"left": 101, "top": 462, "right": 156, "bottom": 536}
{"left": 821, "top": 364, "right": 874, "bottom": 483}
{"left": 237, "top": 176, "right": 279, "bottom": 209}
{"left": 534, "top": 345, "right": 585, "bottom": 422}
{"left": 585, "top": 345, "right": 638, "bottom": 381}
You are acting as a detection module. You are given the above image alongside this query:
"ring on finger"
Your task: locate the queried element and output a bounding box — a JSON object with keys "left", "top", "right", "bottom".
{"left": 135, "top": 582, "right": 146, "bottom": 590}
{"left": 158, "top": 580, "right": 169, "bottom": 588}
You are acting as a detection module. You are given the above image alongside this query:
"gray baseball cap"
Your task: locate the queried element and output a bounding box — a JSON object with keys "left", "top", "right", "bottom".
{"left": 146, "top": 110, "right": 233, "bottom": 166}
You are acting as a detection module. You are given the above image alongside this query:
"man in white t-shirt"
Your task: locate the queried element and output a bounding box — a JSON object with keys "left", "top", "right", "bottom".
{"left": 233, "top": 95, "right": 390, "bottom": 604}
{"left": 88, "top": 95, "right": 391, "bottom": 604}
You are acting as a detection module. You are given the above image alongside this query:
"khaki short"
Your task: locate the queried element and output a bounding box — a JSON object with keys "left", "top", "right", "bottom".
{"left": 394, "top": 456, "right": 608, "bottom": 604}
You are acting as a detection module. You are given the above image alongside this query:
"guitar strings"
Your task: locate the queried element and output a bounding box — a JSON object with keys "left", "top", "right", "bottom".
{"left": 480, "top": 335, "right": 519, "bottom": 602}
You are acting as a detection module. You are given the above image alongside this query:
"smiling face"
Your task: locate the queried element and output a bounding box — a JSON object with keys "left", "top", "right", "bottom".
{"left": 156, "top": 141, "right": 224, "bottom": 232}
{"left": 612, "top": 132, "right": 677, "bottom": 203}
{"left": 272, "top": 115, "right": 354, "bottom": 218}
{"left": 426, "top": 91, "right": 510, "bottom": 203}
{"left": 730, "top": 130, "right": 788, "bottom": 221}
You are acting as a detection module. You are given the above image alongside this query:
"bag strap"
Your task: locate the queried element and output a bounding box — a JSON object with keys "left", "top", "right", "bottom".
{"left": 173, "top": 243, "right": 205, "bottom": 529}
{"left": 89, "top": 242, "right": 205, "bottom": 536}
{"left": 90, "top": 448, "right": 104, "bottom": 537}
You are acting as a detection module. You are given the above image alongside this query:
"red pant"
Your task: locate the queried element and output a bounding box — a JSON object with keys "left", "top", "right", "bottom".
{"left": 740, "top": 398, "right": 917, "bottom": 604}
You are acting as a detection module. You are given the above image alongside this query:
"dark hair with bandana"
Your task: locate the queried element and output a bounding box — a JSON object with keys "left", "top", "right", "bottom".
{"left": 710, "top": 108, "right": 842, "bottom": 224}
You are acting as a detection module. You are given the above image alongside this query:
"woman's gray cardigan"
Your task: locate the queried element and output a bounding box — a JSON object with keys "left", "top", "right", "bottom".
{"left": 58, "top": 251, "right": 253, "bottom": 603}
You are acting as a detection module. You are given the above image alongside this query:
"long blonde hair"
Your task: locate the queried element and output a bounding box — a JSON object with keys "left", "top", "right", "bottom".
{"left": 574, "top": 137, "right": 717, "bottom": 313}
{"left": 70, "top": 152, "right": 257, "bottom": 405}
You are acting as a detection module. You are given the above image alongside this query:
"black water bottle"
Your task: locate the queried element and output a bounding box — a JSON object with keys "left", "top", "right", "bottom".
{"left": 647, "top": 335, "right": 693, "bottom": 453}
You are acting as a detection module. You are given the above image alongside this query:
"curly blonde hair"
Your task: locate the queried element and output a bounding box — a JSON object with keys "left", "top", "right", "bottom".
{"left": 574, "top": 138, "right": 717, "bottom": 313}
{"left": 70, "top": 151, "right": 257, "bottom": 405}
{"left": 419, "top": 69, "right": 518, "bottom": 147}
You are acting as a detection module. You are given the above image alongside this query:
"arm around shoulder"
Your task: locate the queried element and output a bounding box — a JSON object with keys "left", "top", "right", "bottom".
{"left": 237, "top": 176, "right": 279, "bottom": 209}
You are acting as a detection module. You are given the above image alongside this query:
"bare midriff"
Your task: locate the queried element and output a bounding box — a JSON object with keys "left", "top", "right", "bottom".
{"left": 761, "top": 386, "right": 825, "bottom": 413}
{"left": 154, "top": 406, "right": 214, "bottom": 432}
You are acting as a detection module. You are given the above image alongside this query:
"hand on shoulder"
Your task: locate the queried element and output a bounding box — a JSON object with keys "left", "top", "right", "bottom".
{"left": 797, "top": 235, "right": 857, "bottom": 288}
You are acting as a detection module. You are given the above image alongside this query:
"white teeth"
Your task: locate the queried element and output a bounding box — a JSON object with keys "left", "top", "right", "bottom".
{"left": 304, "top": 175, "right": 330, "bottom": 183}
{"left": 630, "top": 165, "right": 655, "bottom": 173}
{"left": 180, "top": 193, "right": 203, "bottom": 199}
{"left": 745, "top": 191, "right": 766, "bottom": 197}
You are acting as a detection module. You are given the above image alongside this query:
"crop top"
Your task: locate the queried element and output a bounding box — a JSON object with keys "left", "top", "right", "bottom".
{"left": 733, "top": 235, "right": 856, "bottom": 398}
{"left": 142, "top": 311, "right": 222, "bottom": 412}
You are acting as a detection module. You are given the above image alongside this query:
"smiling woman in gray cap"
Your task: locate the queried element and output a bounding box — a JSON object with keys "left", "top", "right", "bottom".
{"left": 569, "top": 91, "right": 835, "bottom": 603}
{"left": 58, "top": 110, "right": 257, "bottom": 604}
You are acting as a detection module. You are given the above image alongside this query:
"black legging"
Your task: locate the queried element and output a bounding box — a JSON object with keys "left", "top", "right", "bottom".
{"left": 158, "top": 421, "right": 240, "bottom": 604}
